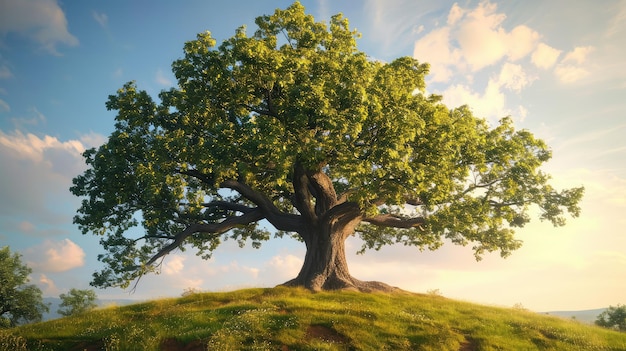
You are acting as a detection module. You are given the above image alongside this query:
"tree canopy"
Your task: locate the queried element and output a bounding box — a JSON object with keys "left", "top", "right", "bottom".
{"left": 596, "top": 305, "right": 626, "bottom": 332}
{"left": 71, "top": 2, "right": 583, "bottom": 292}
{"left": 58, "top": 288, "right": 98, "bottom": 317}
{"left": 0, "top": 246, "right": 49, "bottom": 327}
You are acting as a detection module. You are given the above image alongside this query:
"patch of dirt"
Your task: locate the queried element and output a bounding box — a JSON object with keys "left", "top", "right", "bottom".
{"left": 160, "top": 338, "right": 206, "bottom": 351}
{"left": 458, "top": 336, "right": 478, "bottom": 351}
{"left": 305, "top": 324, "right": 350, "bottom": 344}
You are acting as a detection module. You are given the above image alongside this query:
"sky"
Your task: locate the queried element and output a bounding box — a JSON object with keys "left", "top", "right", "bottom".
{"left": 0, "top": 0, "right": 624, "bottom": 312}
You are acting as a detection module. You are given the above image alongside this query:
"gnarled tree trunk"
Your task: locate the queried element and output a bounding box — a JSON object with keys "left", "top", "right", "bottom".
{"left": 282, "top": 202, "right": 398, "bottom": 292}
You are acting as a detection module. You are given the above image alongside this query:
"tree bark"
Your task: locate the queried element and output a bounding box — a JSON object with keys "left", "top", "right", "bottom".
{"left": 282, "top": 202, "right": 398, "bottom": 293}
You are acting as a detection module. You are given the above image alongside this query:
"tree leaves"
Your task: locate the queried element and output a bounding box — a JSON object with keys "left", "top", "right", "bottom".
{"left": 0, "top": 247, "right": 49, "bottom": 327}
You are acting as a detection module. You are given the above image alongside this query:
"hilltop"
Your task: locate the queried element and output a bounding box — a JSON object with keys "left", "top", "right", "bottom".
{"left": 2, "top": 287, "right": 625, "bottom": 350}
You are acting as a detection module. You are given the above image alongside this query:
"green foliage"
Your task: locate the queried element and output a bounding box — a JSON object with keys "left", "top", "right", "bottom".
{"left": 596, "top": 305, "right": 626, "bottom": 332}
{"left": 3, "top": 288, "right": 626, "bottom": 350}
{"left": 71, "top": 2, "right": 584, "bottom": 288}
{"left": 0, "top": 247, "right": 49, "bottom": 328}
{"left": 58, "top": 289, "right": 98, "bottom": 317}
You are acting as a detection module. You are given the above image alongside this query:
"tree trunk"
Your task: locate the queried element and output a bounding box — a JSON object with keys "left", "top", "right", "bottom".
{"left": 282, "top": 203, "right": 398, "bottom": 293}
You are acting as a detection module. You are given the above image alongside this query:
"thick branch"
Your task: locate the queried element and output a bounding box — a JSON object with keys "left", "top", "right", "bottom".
{"left": 201, "top": 201, "right": 256, "bottom": 213}
{"left": 307, "top": 170, "right": 337, "bottom": 216}
{"left": 363, "top": 214, "right": 426, "bottom": 229}
{"left": 293, "top": 163, "right": 317, "bottom": 223}
{"left": 221, "top": 179, "right": 302, "bottom": 232}
{"left": 145, "top": 209, "right": 264, "bottom": 267}
{"left": 320, "top": 201, "right": 363, "bottom": 240}
{"left": 177, "top": 169, "right": 215, "bottom": 185}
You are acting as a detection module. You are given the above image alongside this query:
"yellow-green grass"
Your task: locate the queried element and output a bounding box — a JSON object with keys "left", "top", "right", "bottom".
{"left": 1, "top": 287, "right": 625, "bottom": 350}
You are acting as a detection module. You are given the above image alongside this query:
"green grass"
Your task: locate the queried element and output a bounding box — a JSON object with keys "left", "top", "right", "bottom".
{"left": 1, "top": 287, "right": 625, "bottom": 350}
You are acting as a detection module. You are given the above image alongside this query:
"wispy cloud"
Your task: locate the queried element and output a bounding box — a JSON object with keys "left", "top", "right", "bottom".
{"left": 10, "top": 106, "right": 47, "bottom": 129}
{"left": 365, "top": 0, "right": 440, "bottom": 57}
{"left": 0, "top": 99, "right": 9, "bottom": 113}
{"left": 0, "top": 0, "right": 78, "bottom": 55}
{"left": 155, "top": 69, "right": 173, "bottom": 86}
{"left": 92, "top": 11, "right": 108, "bottom": 28}
{"left": 0, "top": 64, "right": 12, "bottom": 79}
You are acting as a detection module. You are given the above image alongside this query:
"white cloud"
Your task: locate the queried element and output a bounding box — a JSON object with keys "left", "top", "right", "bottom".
{"left": 163, "top": 254, "right": 186, "bottom": 275}
{"left": 554, "top": 64, "right": 590, "bottom": 83}
{"left": 0, "top": 0, "right": 78, "bottom": 55}
{"left": 38, "top": 273, "right": 59, "bottom": 295}
{"left": 562, "top": 46, "right": 594, "bottom": 65}
{"left": 506, "top": 25, "right": 541, "bottom": 61}
{"left": 26, "top": 239, "right": 86, "bottom": 273}
{"left": 92, "top": 11, "right": 108, "bottom": 28}
{"left": 413, "top": 27, "right": 458, "bottom": 82}
{"left": 79, "top": 131, "right": 107, "bottom": 149}
{"left": 531, "top": 43, "right": 561, "bottom": 69}
{"left": 266, "top": 254, "right": 303, "bottom": 280}
{"left": 497, "top": 62, "right": 534, "bottom": 92}
{"left": 439, "top": 79, "right": 505, "bottom": 120}
{"left": 446, "top": 3, "right": 464, "bottom": 25}
{"left": 436, "top": 62, "right": 533, "bottom": 122}
{"left": 413, "top": 1, "right": 544, "bottom": 83}
{"left": 552, "top": 46, "right": 594, "bottom": 83}
{"left": 0, "top": 129, "right": 104, "bottom": 235}
{"left": 0, "top": 130, "right": 83, "bottom": 164}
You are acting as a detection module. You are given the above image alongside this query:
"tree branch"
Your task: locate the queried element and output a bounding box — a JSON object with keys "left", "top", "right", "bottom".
{"left": 144, "top": 209, "right": 264, "bottom": 267}
{"left": 307, "top": 169, "right": 337, "bottom": 216}
{"left": 293, "top": 163, "right": 317, "bottom": 223}
{"left": 220, "top": 179, "right": 302, "bottom": 232}
{"left": 363, "top": 214, "right": 426, "bottom": 229}
{"left": 201, "top": 201, "right": 256, "bottom": 213}
{"left": 177, "top": 169, "right": 215, "bottom": 185}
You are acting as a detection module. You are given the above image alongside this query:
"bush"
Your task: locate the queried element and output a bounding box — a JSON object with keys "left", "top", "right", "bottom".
{"left": 595, "top": 304, "right": 626, "bottom": 331}
{"left": 58, "top": 289, "right": 98, "bottom": 317}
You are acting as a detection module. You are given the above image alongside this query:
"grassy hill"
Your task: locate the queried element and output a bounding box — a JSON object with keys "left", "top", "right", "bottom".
{"left": 2, "top": 287, "right": 625, "bottom": 350}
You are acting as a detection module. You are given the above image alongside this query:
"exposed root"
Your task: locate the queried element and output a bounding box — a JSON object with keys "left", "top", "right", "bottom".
{"left": 281, "top": 276, "right": 401, "bottom": 293}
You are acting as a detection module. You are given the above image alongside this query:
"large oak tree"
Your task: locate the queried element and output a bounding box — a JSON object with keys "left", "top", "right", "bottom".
{"left": 71, "top": 3, "right": 583, "bottom": 292}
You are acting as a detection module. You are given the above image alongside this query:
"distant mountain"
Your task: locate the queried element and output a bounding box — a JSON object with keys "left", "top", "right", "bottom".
{"left": 542, "top": 308, "right": 606, "bottom": 324}
{"left": 42, "top": 297, "right": 141, "bottom": 321}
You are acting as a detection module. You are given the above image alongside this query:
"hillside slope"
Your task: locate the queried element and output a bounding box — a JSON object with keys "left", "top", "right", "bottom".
{"left": 2, "top": 287, "right": 625, "bottom": 350}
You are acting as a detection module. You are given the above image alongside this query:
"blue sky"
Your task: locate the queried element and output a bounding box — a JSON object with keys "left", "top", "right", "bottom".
{"left": 0, "top": 0, "right": 624, "bottom": 312}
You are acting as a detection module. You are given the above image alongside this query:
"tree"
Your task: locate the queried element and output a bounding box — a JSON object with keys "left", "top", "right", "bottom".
{"left": 0, "top": 246, "right": 49, "bottom": 327}
{"left": 596, "top": 305, "right": 626, "bottom": 332}
{"left": 71, "top": 2, "right": 583, "bottom": 292}
{"left": 57, "top": 288, "right": 98, "bottom": 317}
